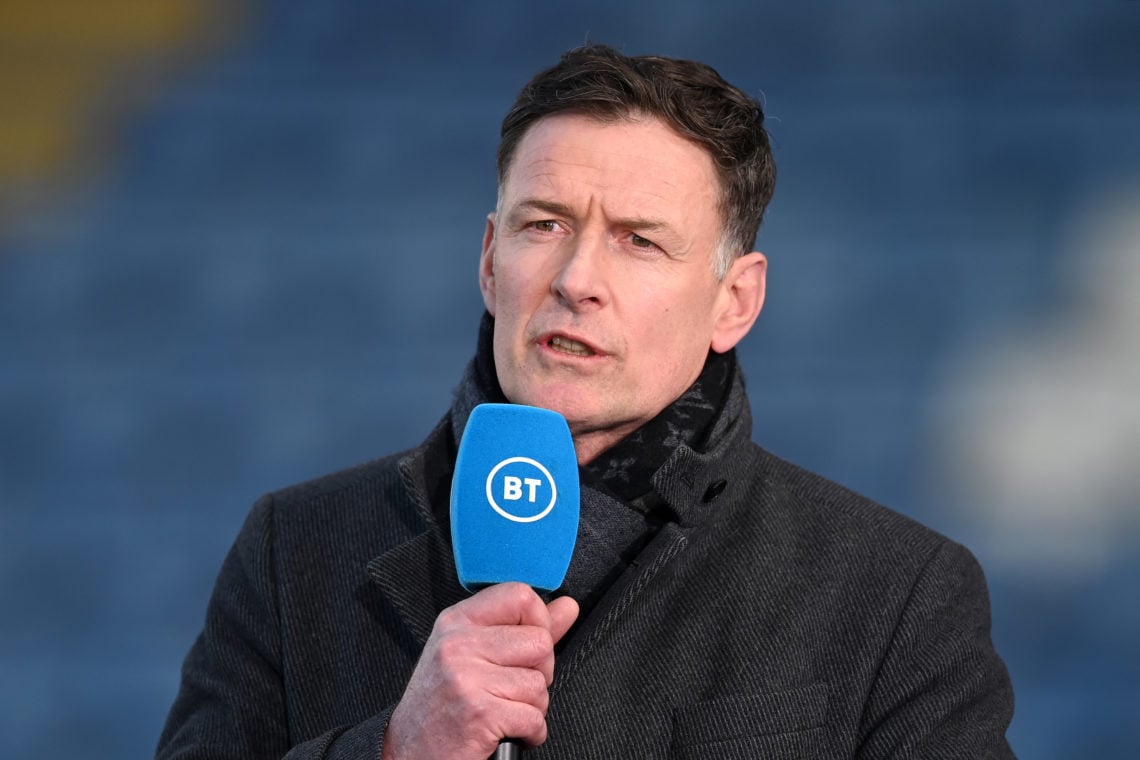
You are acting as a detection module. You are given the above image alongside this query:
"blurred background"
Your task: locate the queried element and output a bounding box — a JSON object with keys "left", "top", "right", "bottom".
{"left": 1, "top": 1, "right": 1138, "bottom": 757}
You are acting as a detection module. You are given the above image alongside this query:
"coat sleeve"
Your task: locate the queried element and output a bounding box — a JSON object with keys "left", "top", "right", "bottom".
{"left": 155, "top": 495, "right": 394, "bottom": 760}
{"left": 856, "top": 539, "right": 1016, "bottom": 759}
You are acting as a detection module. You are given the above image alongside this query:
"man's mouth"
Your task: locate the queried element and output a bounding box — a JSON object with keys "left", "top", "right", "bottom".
{"left": 549, "top": 335, "right": 596, "bottom": 357}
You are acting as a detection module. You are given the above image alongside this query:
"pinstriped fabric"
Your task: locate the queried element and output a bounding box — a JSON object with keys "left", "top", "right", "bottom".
{"left": 159, "top": 378, "right": 1014, "bottom": 759}
{"left": 556, "top": 521, "right": 689, "bottom": 691}
{"left": 672, "top": 684, "right": 831, "bottom": 746}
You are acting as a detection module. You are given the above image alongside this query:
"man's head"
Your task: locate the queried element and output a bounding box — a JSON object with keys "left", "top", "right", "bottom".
{"left": 496, "top": 44, "right": 776, "bottom": 277}
{"left": 480, "top": 45, "right": 774, "bottom": 463}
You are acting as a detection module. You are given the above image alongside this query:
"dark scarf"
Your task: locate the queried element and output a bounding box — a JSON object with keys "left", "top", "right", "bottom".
{"left": 463, "top": 312, "right": 733, "bottom": 498}
{"left": 452, "top": 312, "right": 738, "bottom": 611}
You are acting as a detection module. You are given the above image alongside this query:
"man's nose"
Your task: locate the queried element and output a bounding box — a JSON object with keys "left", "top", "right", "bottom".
{"left": 551, "top": 233, "right": 609, "bottom": 311}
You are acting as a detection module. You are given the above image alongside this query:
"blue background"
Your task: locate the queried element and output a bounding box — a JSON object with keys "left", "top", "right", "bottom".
{"left": 2, "top": 1, "right": 1139, "bottom": 757}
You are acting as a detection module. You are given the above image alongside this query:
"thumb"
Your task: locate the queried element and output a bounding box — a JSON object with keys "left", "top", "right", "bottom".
{"left": 546, "top": 596, "right": 580, "bottom": 644}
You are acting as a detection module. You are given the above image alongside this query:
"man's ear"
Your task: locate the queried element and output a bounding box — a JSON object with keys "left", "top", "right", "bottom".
{"left": 711, "top": 251, "right": 767, "bottom": 353}
{"left": 479, "top": 213, "right": 497, "bottom": 316}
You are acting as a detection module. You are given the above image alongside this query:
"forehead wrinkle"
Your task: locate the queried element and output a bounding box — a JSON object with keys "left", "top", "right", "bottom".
{"left": 512, "top": 162, "right": 689, "bottom": 221}
{"left": 516, "top": 143, "right": 685, "bottom": 192}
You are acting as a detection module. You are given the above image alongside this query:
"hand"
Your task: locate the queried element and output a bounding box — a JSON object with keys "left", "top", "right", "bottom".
{"left": 382, "top": 582, "right": 580, "bottom": 760}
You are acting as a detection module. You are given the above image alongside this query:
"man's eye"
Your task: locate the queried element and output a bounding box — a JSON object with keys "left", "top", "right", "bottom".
{"left": 630, "top": 234, "right": 656, "bottom": 249}
{"left": 530, "top": 220, "right": 558, "bottom": 232}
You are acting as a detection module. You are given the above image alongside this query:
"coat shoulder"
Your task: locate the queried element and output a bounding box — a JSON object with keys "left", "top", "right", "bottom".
{"left": 255, "top": 447, "right": 428, "bottom": 572}
{"left": 271, "top": 449, "right": 414, "bottom": 512}
{"left": 744, "top": 444, "right": 954, "bottom": 571}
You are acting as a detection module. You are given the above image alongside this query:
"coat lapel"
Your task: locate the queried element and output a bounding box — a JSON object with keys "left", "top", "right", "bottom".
{"left": 365, "top": 528, "right": 468, "bottom": 648}
{"left": 554, "top": 520, "right": 690, "bottom": 691}
{"left": 365, "top": 421, "right": 469, "bottom": 648}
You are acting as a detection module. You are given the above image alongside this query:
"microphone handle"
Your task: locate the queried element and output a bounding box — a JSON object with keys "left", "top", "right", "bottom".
{"left": 493, "top": 739, "right": 522, "bottom": 759}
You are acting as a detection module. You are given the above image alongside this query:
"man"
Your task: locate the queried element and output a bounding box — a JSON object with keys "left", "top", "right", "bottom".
{"left": 157, "top": 45, "right": 1015, "bottom": 759}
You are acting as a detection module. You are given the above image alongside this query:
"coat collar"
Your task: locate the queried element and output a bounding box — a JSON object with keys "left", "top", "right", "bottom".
{"left": 651, "top": 367, "right": 756, "bottom": 527}
{"left": 365, "top": 355, "right": 758, "bottom": 649}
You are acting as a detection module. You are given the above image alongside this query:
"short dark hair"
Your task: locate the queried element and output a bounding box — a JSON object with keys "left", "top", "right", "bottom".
{"left": 497, "top": 44, "right": 776, "bottom": 275}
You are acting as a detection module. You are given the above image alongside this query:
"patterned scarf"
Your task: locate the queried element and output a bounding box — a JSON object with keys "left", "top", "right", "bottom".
{"left": 464, "top": 312, "right": 735, "bottom": 505}
{"left": 453, "top": 312, "right": 739, "bottom": 611}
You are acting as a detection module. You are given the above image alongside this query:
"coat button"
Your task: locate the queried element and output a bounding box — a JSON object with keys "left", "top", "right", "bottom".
{"left": 702, "top": 479, "right": 727, "bottom": 503}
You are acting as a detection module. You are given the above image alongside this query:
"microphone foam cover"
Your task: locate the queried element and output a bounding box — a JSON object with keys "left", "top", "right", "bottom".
{"left": 451, "top": 403, "right": 580, "bottom": 592}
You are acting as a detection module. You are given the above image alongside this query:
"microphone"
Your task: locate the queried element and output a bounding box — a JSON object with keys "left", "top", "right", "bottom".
{"left": 451, "top": 403, "right": 580, "bottom": 591}
{"left": 450, "top": 402, "right": 580, "bottom": 758}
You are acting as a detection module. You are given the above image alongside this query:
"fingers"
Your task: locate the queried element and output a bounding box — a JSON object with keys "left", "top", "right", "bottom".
{"left": 434, "top": 584, "right": 557, "bottom": 674}
{"left": 430, "top": 657, "right": 551, "bottom": 742}
{"left": 455, "top": 581, "right": 554, "bottom": 628}
{"left": 547, "top": 596, "right": 580, "bottom": 644}
{"left": 485, "top": 665, "right": 552, "bottom": 712}
{"left": 435, "top": 617, "right": 555, "bottom": 677}
{"left": 384, "top": 583, "right": 577, "bottom": 760}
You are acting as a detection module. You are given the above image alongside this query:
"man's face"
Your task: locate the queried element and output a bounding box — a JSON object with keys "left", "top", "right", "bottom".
{"left": 480, "top": 113, "right": 765, "bottom": 462}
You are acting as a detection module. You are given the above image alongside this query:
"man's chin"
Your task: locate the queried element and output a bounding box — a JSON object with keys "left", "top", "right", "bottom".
{"left": 505, "top": 385, "right": 597, "bottom": 422}
{"left": 534, "top": 398, "right": 634, "bottom": 439}
{"left": 516, "top": 393, "right": 593, "bottom": 421}
{"left": 502, "top": 386, "right": 647, "bottom": 463}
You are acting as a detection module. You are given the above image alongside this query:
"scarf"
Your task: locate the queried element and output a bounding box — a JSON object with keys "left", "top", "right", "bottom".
{"left": 451, "top": 312, "right": 738, "bottom": 611}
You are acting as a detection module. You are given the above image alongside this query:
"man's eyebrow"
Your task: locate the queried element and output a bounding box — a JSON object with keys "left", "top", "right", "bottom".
{"left": 510, "top": 198, "right": 676, "bottom": 235}
{"left": 510, "top": 198, "right": 576, "bottom": 219}
{"left": 617, "top": 216, "right": 672, "bottom": 234}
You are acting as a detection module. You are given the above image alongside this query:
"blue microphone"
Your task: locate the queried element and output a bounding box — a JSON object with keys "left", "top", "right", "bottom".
{"left": 451, "top": 403, "right": 580, "bottom": 760}
{"left": 451, "top": 403, "right": 580, "bottom": 593}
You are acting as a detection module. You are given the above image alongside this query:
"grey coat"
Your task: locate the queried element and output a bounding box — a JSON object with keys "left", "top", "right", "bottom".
{"left": 157, "top": 387, "right": 1015, "bottom": 759}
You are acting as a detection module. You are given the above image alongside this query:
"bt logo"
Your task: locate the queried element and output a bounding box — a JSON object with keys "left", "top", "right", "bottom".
{"left": 485, "top": 456, "right": 558, "bottom": 523}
